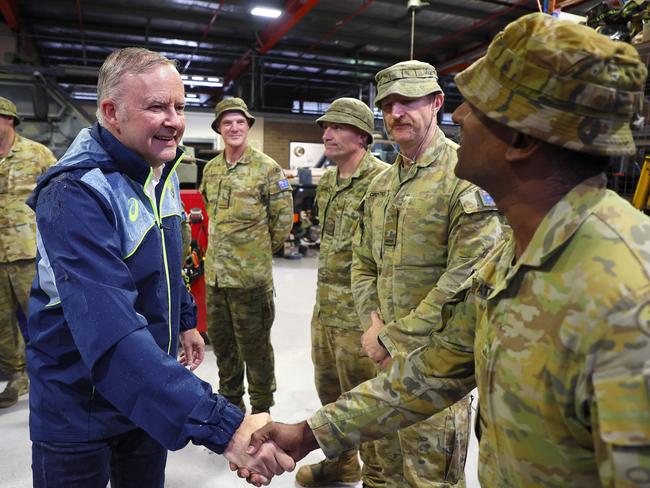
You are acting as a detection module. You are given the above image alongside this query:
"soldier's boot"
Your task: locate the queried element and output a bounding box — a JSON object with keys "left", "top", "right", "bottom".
{"left": 0, "top": 371, "right": 29, "bottom": 408}
{"left": 295, "top": 449, "right": 361, "bottom": 487}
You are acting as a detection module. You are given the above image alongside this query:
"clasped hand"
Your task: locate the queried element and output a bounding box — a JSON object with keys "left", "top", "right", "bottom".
{"left": 224, "top": 413, "right": 296, "bottom": 486}
{"left": 361, "top": 310, "right": 391, "bottom": 368}
{"left": 229, "top": 420, "right": 318, "bottom": 486}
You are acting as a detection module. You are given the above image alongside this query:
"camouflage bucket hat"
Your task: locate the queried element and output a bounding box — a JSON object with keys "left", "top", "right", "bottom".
{"left": 211, "top": 97, "right": 255, "bottom": 133}
{"left": 374, "top": 60, "right": 443, "bottom": 109}
{"left": 316, "top": 97, "right": 375, "bottom": 144}
{"left": 455, "top": 12, "right": 647, "bottom": 156}
{"left": 0, "top": 97, "right": 20, "bottom": 126}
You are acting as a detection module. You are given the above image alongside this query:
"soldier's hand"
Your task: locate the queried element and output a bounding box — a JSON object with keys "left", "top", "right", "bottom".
{"left": 379, "top": 355, "right": 392, "bottom": 370}
{"left": 248, "top": 420, "right": 319, "bottom": 464}
{"left": 362, "top": 311, "right": 389, "bottom": 363}
{"left": 225, "top": 414, "right": 296, "bottom": 485}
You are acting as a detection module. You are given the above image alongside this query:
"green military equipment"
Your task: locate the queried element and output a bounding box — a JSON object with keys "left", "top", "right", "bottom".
{"left": 211, "top": 97, "right": 256, "bottom": 133}
{"left": 0, "top": 97, "right": 20, "bottom": 126}
{"left": 374, "top": 60, "right": 443, "bottom": 109}
{"left": 316, "top": 98, "right": 375, "bottom": 144}
{"left": 455, "top": 12, "right": 647, "bottom": 156}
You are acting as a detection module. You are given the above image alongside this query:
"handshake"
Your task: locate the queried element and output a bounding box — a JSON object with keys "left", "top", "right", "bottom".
{"left": 224, "top": 413, "right": 318, "bottom": 486}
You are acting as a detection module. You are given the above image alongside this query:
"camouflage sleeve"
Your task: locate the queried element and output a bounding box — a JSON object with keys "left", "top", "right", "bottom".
{"left": 379, "top": 184, "right": 505, "bottom": 355}
{"left": 308, "top": 287, "right": 477, "bottom": 457}
{"left": 41, "top": 147, "right": 57, "bottom": 171}
{"left": 351, "top": 197, "right": 380, "bottom": 330}
{"left": 266, "top": 164, "right": 293, "bottom": 253}
{"left": 587, "top": 289, "right": 650, "bottom": 486}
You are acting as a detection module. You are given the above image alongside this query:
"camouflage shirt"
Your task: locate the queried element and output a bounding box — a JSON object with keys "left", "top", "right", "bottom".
{"left": 200, "top": 145, "right": 293, "bottom": 288}
{"left": 310, "top": 174, "right": 650, "bottom": 487}
{"left": 315, "top": 150, "right": 388, "bottom": 330}
{"left": 0, "top": 134, "right": 57, "bottom": 262}
{"left": 352, "top": 128, "right": 505, "bottom": 354}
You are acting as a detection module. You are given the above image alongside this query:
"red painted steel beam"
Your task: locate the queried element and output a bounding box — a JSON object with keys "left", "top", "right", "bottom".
{"left": 224, "top": 0, "right": 320, "bottom": 86}
{"left": 258, "top": 0, "right": 321, "bottom": 55}
{"left": 0, "top": 0, "right": 20, "bottom": 31}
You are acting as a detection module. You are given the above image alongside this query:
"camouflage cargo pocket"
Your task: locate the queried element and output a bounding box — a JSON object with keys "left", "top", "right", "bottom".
{"left": 593, "top": 366, "right": 650, "bottom": 446}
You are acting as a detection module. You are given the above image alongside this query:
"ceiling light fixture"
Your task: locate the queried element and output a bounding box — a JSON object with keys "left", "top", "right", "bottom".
{"left": 251, "top": 7, "right": 282, "bottom": 18}
{"left": 180, "top": 74, "right": 223, "bottom": 88}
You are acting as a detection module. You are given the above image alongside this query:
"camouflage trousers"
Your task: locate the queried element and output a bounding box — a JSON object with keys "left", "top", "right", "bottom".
{"left": 206, "top": 284, "right": 276, "bottom": 411}
{"left": 376, "top": 393, "right": 471, "bottom": 488}
{"left": 0, "top": 260, "right": 34, "bottom": 375}
{"left": 311, "top": 313, "right": 384, "bottom": 487}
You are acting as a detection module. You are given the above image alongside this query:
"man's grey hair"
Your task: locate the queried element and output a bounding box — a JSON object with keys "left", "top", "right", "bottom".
{"left": 96, "top": 47, "right": 178, "bottom": 124}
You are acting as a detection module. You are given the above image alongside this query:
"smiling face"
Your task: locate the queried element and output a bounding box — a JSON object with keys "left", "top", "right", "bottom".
{"left": 218, "top": 112, "right": 250, "bottom": 151}
{"left": 103, "top": 64, "right": 186, "bottom": 166}
{"left": 321, "top": 122, "right": 366, "bottom": 163}
{"left": 380, "top": 93, "right": 442, "bottom": 151}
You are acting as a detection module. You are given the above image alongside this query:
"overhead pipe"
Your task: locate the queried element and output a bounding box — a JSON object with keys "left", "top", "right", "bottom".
{"left": 262, "top": 0, "right": 374, "bottom": 89}
{"left": 0, "top": 0, "right": 19, "bottom": 31}
{"left": 223, "top": 0, "right": 320, "bottom": 88}
{"left": 414, "top": 0, "right": 529, "bottom": 59}
{"left": 435, "top": 0, "right": 596, "bottom": 75}
{"left": 182, "top": 0, "right": 225, "bottom": 74}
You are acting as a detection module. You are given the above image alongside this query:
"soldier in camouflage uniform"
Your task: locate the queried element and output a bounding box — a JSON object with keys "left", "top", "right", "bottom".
{"left": 200, "top": 98, "right": 293, "bottom": 414}
{"left": 0, "top": 97, "right": 56, "bottom": 408}
{"left": 295, "top": 98, "right": 388, "bottom": 487}
{"left": 350, "top": 61, "right": 504, "bottom": 487}
{"left": 242, "top": 13, "right": 650, "bottom": 488}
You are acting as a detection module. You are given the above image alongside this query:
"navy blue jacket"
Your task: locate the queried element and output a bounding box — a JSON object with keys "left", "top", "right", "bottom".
{"left": 27, "top": 124, "right": 243, "bottom": 452}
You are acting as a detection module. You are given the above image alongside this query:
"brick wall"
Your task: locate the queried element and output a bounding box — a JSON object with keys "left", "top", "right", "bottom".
{"left": 263, "top": 119, "right": 322, "bottom": 168}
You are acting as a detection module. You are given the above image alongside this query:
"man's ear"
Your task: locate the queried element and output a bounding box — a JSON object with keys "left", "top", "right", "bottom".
{"left": 99, "top": 99, "right": 119, "bottom": 129}
{"left": 431, "top": 92, "right": 445, "bottom": 114}
{"left": 505, "top": 131, "right": 542, "bottom": 162}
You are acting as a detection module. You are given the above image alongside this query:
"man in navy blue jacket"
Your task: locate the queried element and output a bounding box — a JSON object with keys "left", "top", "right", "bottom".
{"left": 26, "top": 47, "right": 293, "bottom": 487}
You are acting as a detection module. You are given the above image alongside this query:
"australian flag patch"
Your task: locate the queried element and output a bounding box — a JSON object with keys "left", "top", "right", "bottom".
{"left": 278, "top": 178, "right": 290, "bottom": 190}
{"left": 478, "top": 189, "right": 496, "bottom": 207}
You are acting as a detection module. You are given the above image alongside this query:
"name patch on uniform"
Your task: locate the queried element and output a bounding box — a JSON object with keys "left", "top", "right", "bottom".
{"left": 479, "top": 190, "right": 496, "bottom": 207}
{"left": 277, "top": 179, "right": 290, "bottom": 190}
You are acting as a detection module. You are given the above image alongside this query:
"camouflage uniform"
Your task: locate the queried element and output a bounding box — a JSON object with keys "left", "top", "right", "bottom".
{"left": 310, "top": 148, "right": 389, "bottom": 486}
{"left": 310, "top": 174, "right": 650, "bottom": 487}
{"left": 306, "top": 13, "right": 650, "bottom": 488}
{"left": 0, "top": 125, "right": 57, "bottom": 392}
{"left": 352, "top": 124, "right": 503, "bottom": 487}
{"left": 200, "top": 142, "right": 293, "bottom": 411}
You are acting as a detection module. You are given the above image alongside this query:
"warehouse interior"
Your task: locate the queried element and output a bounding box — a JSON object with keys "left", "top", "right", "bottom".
{"left": 1, "top": 0, "right": 650, "bottom": 487}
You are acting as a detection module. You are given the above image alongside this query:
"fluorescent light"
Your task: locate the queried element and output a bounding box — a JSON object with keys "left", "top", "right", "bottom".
{"left": 181, "top": 75, "right": 223, "bottom": 88}
{"left": 251, "top": 7, "right": 281, "bottom": 18}
{"left": 72, "top": 92, "right": 97, "bottom": 100}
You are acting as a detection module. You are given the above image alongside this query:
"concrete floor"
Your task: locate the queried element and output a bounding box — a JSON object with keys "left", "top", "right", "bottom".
{"left": 0, "top": 255, "right": 479, "bottom": 487}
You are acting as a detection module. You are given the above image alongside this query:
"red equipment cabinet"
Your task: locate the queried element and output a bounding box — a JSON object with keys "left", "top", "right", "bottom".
{"left": 181, "top": 189, "right": 209, "bottom": 334}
